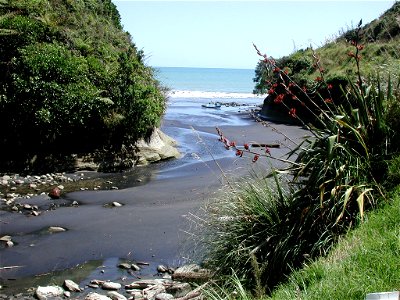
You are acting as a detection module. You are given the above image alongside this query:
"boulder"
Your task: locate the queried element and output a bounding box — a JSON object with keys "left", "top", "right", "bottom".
{"left": 135, "top": 128, "right": 180, "bottom": 165}
{"left": 35, "top": 285, "right": 64, "bottom": 300}
{"left": 172, "top": 264, "right": 211, "bottom": 283}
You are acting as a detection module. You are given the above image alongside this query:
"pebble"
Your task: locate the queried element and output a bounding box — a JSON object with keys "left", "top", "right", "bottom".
{"left": 155, "top": 293, "right": 174, "bottom": 300}
{"left": 49, "top": 187, "right": 61, "bottom": 199}
{"left": 107, "top": 291, "right": 127, "bottom": 300}
{"left": 101, "top": 282, "right": 121, "bottom": 290}
{"left": 48, "top": 226, "right": 67, "bottom": 233}
{"left": 85, "top": 292, "right": 112, "bottom": 300}
{"left": 157, "top": 265, "right": 168, "bottom": 273}
{"left": 64, "top": 279, "right": 82, "bottom": 292}
{"left": 112, "top": 202, "right": 123, "bottom": 207}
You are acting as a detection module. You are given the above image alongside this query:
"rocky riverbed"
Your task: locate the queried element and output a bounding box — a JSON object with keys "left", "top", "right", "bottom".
{"left": 0, "top": 263, "right": 211, "bottom": 300}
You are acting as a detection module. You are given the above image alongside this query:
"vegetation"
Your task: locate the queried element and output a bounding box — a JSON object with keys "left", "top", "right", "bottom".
{"left": 0, "top": 0, "right": 166, "bottom": 173}
{"left": 192, "top": 2, "right": 400, "bottom": 298}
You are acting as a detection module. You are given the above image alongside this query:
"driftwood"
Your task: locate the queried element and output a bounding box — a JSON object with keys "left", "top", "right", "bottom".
{"left": 251, "top": 143, "right": 280, "bottom": 148}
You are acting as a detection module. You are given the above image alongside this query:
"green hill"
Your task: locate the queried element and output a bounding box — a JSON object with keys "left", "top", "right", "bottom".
{"left": 0, "top": 0, "right": 166, "bottom": 173}
{"left": 253, "top": 2, "right": 400, "bottom": 96}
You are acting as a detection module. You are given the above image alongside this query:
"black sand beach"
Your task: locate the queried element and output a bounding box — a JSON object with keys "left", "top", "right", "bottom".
{"left": 0, "top": 104, "right": 310, "bottom": 294}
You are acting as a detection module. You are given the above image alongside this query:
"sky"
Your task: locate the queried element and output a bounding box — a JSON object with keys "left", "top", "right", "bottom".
{"left": 112, "top": 1, "right": 396, "bottom": 69}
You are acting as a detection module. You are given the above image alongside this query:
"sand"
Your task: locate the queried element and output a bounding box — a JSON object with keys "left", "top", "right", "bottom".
{"left": 0, "top": 109, "right": 310, "bottom": 291}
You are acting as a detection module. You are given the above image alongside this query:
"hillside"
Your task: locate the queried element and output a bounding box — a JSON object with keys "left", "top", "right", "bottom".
{"left": 0, "top": 0, "right": 166, "bottom": 173}
{"left": 254, "top": 2, "right": 400, "bottom": 95}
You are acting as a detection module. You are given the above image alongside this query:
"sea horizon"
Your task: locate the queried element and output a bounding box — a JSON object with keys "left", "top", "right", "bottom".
{"left": 154, "top": 66, "right": 264, "bottom": 98}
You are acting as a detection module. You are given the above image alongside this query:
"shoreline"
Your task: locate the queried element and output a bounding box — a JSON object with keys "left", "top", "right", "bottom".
{"left": 0, "top": 108, "right": 310, "bottom": 298}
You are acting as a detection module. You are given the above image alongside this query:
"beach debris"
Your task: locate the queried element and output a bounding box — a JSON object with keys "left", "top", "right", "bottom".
{"left": 35, "top": 285, "right": 64, "bottom": 300}
{"left": 112, "top": 201, "right": 123, "bottom": 207}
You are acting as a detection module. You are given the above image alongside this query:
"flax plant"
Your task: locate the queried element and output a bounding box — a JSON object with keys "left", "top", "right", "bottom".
{"left": 194, "top": 20, "right": 400, "bottom": 295}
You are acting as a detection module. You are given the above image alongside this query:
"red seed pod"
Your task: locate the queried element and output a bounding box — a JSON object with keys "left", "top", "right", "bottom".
{"left": 252, "top": 154, "right": 259, "bottom": 163}
{"left": 244, "top": 143, "right": 250, "bottom": 150}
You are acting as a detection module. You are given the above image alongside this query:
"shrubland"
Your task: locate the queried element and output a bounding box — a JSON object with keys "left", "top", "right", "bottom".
{"left": 0, "top": 0, "right": 166, "bottom": 173}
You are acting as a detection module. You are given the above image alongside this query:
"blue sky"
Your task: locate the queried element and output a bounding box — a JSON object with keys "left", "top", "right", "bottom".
{"left": 112, "top": 1, "right": 396, "bottom": 69}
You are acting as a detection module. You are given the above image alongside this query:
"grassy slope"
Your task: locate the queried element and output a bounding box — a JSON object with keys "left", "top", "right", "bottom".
{"left": 262, "top": 7, "right": 400, "bottom": 295}
{"left": 267, "top": 189, "right": 400, "bottom": 300}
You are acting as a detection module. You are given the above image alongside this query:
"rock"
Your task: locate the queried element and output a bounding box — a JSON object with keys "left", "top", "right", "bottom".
{"left": 135, "top": 128, "right": 180, "bottom": 165}
{"left": 64, "top": 279, "right": 82, "bottom": 292}
{"left": 49, "top": 187, "right": 61, "bottom": 199}
{"left": 172, "top": 264, "right": 211, "bottom": 282}
{"left": 48, "top": 226, "right": 67, "bottom": 233}
{"left": 64, "top": 291, "right": 71, "bottom": 297}
{"left": 31, "top": 210, "right": 40, "bottom": 216}
{"left": 143, "top": 286, "right": 166, "bottom": 300}
{"left": 157, "top": 265, "right": 168, "bottom": 273}
{"left": 57, "top": 185, "right": 65, "bottom": 190}
{"left": 131, "top": 264, "right": 140, "bottom": 271}
{"left": 155, "top": 293, "right": 174, "bottom": 300}
{"left": 23, "top": 204, "right": 32, "bottom": 210}
{"left": 85, "top": 292, "right": 112, "bottom": 300}
{"left": 102, "top": 282, "right": 122, "bottom": 290}
{"left": 118, "top": 263, "right": 131, "bottom": 270}
{"left": 107, "top": 291, "right": 127, "bottom": 300}
{"left": 35, "top": 285, "right": 64, "bottom": 300}
{"left": 112, "top": 202, "right": 123, "bottom": 207}
{"left": 166, "top": 282, "right": 192, "bottom": 298}
{"left": 124, "top": 280, "right": 165, "bottom": 290}
{"left": 0, "top": 235, "right": 12, "bottom": 242}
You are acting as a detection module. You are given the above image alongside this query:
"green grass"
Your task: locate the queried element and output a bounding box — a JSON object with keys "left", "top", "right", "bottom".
{"left": 202, "top": 187, "right": 400, "bottom": 300}
{"left": 267, "top": 187, "right": 400, "bottom": 300}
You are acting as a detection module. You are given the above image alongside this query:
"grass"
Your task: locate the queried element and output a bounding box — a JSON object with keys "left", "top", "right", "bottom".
{"left": 201, "top": 186, "right": 400, "bottom": 300}
{"left": 268, "top": 187, "right": 400, "bottom": 300}
{"left": 196, "top": 13, "right": 400, "bottom": 298}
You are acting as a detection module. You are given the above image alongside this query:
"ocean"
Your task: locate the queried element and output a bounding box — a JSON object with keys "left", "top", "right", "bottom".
{"left": 153, "top": 67, "right": 266, "bottom": 174}
{"left": 155, "top": 66, "right": 263, "bottom": 99}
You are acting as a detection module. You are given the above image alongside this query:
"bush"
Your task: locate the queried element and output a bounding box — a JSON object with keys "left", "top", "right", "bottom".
{"left": 0, "top": 0, "right": 166, "bottom": 172}
{"left": 193, "top": 20, "right": 400, "bottom": 295}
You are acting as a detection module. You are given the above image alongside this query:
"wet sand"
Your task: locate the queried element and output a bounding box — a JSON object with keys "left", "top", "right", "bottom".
{"left": 0, "top": 106, "right": 310, "bottom": 292}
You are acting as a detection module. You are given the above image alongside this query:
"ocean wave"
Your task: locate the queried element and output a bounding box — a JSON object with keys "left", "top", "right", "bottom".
{"left": 167, "top": 90, "right": 266, "bottom": 99}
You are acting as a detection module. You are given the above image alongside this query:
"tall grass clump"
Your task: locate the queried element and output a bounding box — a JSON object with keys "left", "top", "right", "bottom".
{"left": 193, "top": 19, "right": 400, "bottom": 296}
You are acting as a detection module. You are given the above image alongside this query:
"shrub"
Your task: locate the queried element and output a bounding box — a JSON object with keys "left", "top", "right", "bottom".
{"left": 194, "top": 20, "right": 400, "bottom": 294}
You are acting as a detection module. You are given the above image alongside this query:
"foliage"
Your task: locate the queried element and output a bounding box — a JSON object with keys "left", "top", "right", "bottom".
{"left": 268, "top": 187, "right": 400, "bottom": 300}
{"left": 194, "top": 7, "right": 400, "bottom": 296}
{"left": 0, "top": 0, "right": 166, "bottom": 172}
